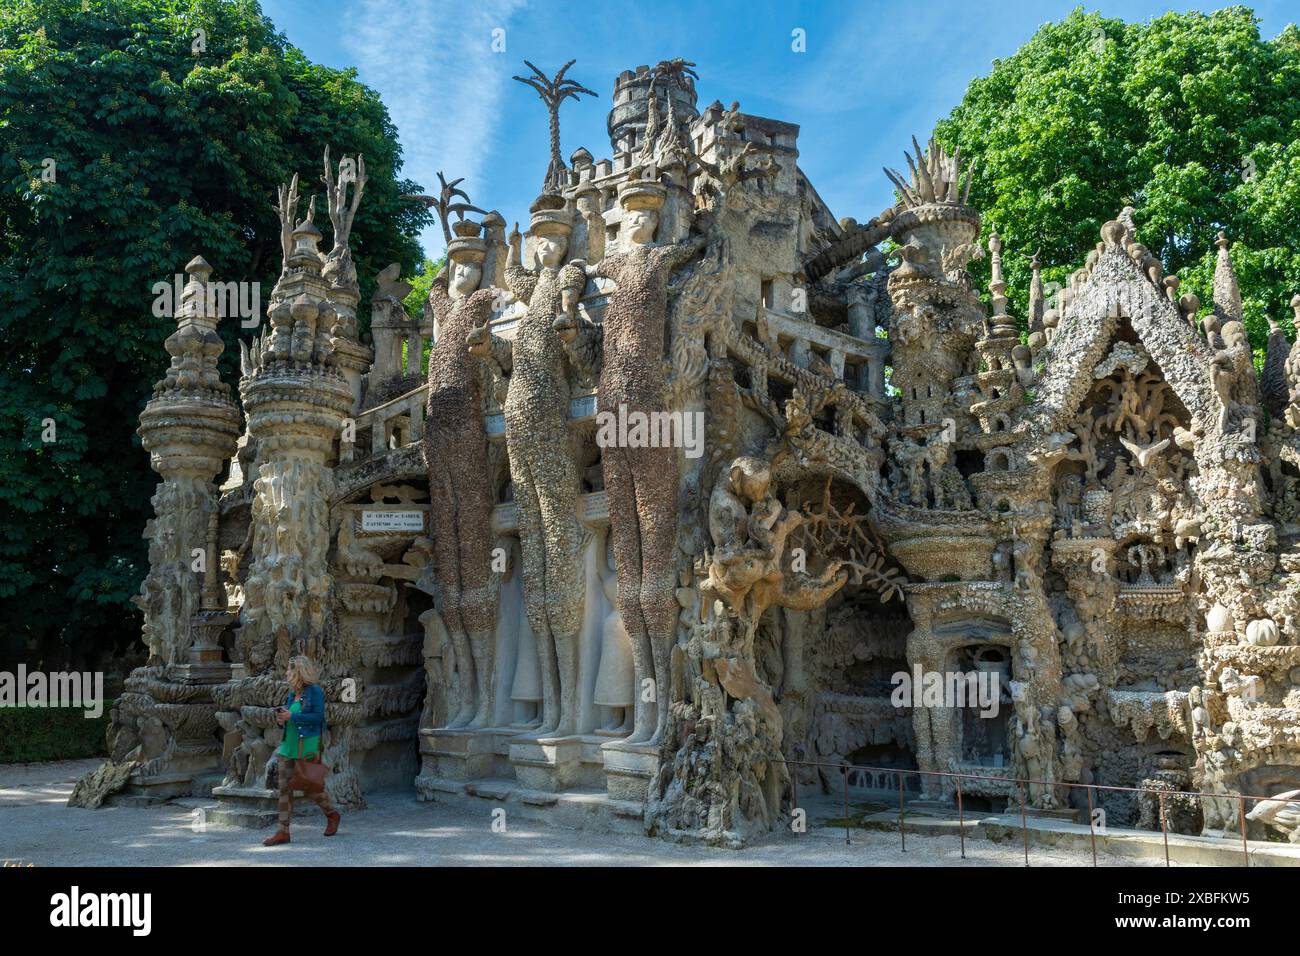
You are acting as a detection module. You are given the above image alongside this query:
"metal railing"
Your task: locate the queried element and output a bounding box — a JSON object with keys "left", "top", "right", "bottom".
{"left": 780, "top": 757, "right": 1287, "bottom": 867}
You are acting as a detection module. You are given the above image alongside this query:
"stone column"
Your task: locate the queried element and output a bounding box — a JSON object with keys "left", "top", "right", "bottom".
{"left": 119, "top": 255, "right": 243, "bottom": 801}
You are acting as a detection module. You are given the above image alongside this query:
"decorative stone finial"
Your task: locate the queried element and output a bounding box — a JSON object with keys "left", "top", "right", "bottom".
{"left": 1212, "top": 230, "right": 1243, "bottom": 324}
{"left": 1100, "top": 219, "right": 1125, "bottom": 247}
{"left": 1028, "top": 249, "right": 1045, "bottom": 334}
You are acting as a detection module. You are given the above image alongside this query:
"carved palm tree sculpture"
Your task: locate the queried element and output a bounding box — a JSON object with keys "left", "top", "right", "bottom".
{"left": 402, "top": 171, "right": 487, "bottom": 247}
{"left": 513, "top": 59, "right": 596, "bottom": 194}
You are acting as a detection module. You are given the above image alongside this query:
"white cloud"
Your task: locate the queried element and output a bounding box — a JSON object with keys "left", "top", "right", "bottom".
{"left": 342, "top": 0, "right": 527, "bottom": 257}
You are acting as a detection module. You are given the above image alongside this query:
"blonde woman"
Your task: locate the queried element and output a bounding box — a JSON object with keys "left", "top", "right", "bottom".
{"left": 262, "top": 655, "right": 340, "bottom": 846}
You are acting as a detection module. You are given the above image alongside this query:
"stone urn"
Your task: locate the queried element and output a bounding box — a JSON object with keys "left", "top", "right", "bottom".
{"left": 1245, "top": 618, "right": 1280, "bottom": 647}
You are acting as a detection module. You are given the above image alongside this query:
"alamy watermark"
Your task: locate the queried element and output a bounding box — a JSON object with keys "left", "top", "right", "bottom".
{"left": 50, "top": 886, "right": 151, "bottom": 936}
{"left": 890, "top": 665, "right": 1000, "bottom": 717}
{"left": 0, "top": 666, "right": 104, "bottom": 719}
{"left": 594, "top": 403, "right": 704, "bottom": 459}
{"left": 152, "top": 274, "right": 262, "bottom": 328}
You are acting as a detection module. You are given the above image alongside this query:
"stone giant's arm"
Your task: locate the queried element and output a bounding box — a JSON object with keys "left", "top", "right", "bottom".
{"left": 504, "top": 262, "right": 538, "bottom": 305}
{"left": 658, "top": 235, "right": 707, "bottom": 273}
{"left": 425, "top": 272, "right": 452, "bottom": 340}
{"left": 560, "top": 312, "right": 603, "bottom": 384}
{"left": 554, "top": 261, "right": 599, "bottom": 383}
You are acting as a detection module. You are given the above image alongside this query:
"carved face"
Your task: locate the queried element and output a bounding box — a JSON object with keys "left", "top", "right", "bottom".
{"left": 625, "top": 207, "right": 658, "bottom": 246}
{"left": 449, "top": 260, "right": 482, "bottom": 299}
{"left": 534, "top": 234, "right": 567, "bottom": 268}
{"left": 728, "top": 457, "right": 771, "bottom": 502}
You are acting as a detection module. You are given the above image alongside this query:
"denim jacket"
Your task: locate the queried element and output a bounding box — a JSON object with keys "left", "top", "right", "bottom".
{"left": 284, "top": 683, "right": 326, "bottom": 739}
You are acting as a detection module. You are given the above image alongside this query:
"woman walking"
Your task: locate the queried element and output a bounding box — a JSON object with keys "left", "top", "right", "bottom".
{"left": 262, "top": 655, "right": 340, "bottom": 846}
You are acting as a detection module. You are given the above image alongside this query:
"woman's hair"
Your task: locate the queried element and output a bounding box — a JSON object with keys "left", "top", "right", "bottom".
{"left": 287, "top": 655, "right": 321, "bottom": 687}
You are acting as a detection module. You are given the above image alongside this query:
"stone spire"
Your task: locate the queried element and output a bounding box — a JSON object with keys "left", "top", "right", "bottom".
{"left": 987, "top": 230, "right": 1015, "bottom": 337}
{"left": 1027, "top": 249, "right": 1045, "bottom": 335}
{"left": 1212, "top": 231, "right": 1243, "bottom": 325}
{"left": 157, "top": 255, "right": 228, "bottom": 395}
{"left": 321, "top": 147, "right": 374, "bottom": 408}
{"left": 239, "top": 161, "right": 357, "bottom": 661}
{"left": 1284, "top": 294, "right": 1300, "bottom": 413}
{"left": 1260, "top": 313, "right": 1290, "bottom": 419}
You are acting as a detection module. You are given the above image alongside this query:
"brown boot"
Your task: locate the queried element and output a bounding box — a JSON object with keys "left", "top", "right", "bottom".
{"left": 324, "top": 810, "right": 340, "bottom": 837}
{"left": 263, "top": 830, "right": 291, "bottom": 847}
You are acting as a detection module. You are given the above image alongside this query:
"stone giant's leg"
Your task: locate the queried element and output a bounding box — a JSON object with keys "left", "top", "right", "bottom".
{"left": 454, "top": 452, "right": 498, "bottom": 730}
{"left": 429, "top": 460, "right": 476, "bottom": 727}
{"left": 531, "top": 432, "right": 585, "bottom": 737}
{"left": 631, "top": 441, "right": 680, "bottom": 745}
{"left": 508, "top": 443, "right": 561, "bottom": 736}
{"left": 603, "top": 442, "right": 654, "bottom": 742}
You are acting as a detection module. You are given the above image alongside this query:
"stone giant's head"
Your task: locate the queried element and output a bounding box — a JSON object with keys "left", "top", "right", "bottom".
{"left": 528, "top": 195, "right": 573, "bottom": 269}
{"left": 617, "top": 176, "right": 667, "bottom": 248}
{"left": 449, "top": 260, "right": 483, "bottom": 299}
{"left": 446, "top": 219, "right": 488, "bottom": 299}
{"left": 533, "top": 231, "right": 569, "bottom": 268}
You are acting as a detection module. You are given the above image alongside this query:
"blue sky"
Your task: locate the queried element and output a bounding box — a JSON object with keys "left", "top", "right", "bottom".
{"left": 261, "top": 0, "right": 1297, "bottom": 260}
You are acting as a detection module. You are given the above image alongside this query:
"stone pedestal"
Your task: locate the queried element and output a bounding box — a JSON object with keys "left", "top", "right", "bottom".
{"left": 509, "top": 734, "right": 600, "bottom": 791}
{"left": 166, "top": 656, "right": 241, "bottom": 688}
{"left": 122, "top": 763, "right": 213, "bottom": 803}
{"left": 418, "top": 727, "right": 516, "bottom": 783}
{"left": 209, "top": 783, "right": 328, "bottom": 828}
{"left": 600, "top": 739, "right": 660, "bottom": 802}
{"left": 209, "top": 784, "right": 280, "bottom": 828}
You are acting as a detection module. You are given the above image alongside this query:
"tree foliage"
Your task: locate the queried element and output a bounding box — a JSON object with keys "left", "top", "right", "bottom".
{"left": 0, "top": 0, "right": 431, "bottom": 668}
{"left": 935, "top": 6, "right": 1300, "bottom": 358}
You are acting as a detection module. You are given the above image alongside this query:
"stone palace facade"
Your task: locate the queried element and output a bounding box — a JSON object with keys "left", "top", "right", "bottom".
{"left": 73, "top": 59, "right": 1300, "bottom": 848}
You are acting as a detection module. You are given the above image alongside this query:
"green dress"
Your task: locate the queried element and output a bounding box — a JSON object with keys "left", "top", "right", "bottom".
{"left": 277, "top": 697, "right": 321, "bottom": 759}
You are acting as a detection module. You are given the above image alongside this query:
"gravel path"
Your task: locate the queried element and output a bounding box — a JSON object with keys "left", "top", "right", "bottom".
{"left": 1, "top": 759, "right": 1164, "bottom": 867}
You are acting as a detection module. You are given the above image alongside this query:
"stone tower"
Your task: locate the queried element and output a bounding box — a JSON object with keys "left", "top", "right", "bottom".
{"left": 608, "top": 63, "right": 699, "bottom": 158}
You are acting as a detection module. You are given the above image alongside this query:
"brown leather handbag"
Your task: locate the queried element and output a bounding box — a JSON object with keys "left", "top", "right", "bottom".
{"left": 289, "top": 736, "right": 327, "bottom": 794}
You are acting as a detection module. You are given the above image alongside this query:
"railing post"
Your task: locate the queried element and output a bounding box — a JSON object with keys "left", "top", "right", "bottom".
{"left": 897, "top": 771, "right": 906, "bottom": 853}
{"left": 790, "top": 760, "right": 798, "bottom": 830}
{"left": 1158, "top": 790, "right": 1170, "bottom": 866}
{"left": 409, "top": 399, "right": 424, "bottom": 441}
{"left": 956, "top": 774, "right": 965, "bottom": 860}
{"left": 1085, "top": 785, "right": 1098, "bottom": 867}
{"left": 1239, "top": 795, "right": 1249, "bottom": 867}
{"left": 1018, "top": 780, "right": 1029, "bottom": 867}
{"left": 841, "top": 763, "right": 851, "bottom": 846}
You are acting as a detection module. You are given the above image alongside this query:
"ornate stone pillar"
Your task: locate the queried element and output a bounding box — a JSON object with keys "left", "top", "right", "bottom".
{"left": 115, "top": 255, "right": 243, "bottom": 801}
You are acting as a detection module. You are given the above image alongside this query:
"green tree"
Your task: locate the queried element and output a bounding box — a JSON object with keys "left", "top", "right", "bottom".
{"left": 935, "top": 6, "right": 1300, "bottom": 358}
{"left": 0, "top": 0, "right": 431, "bottom": 668}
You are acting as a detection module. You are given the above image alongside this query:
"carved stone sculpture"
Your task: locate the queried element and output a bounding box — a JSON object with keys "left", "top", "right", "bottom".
{"left": 425, "top": 216, "right": 503, "bottom": 728}
{"left": 469, "top": 194, "right": 588, "bottom": 736}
